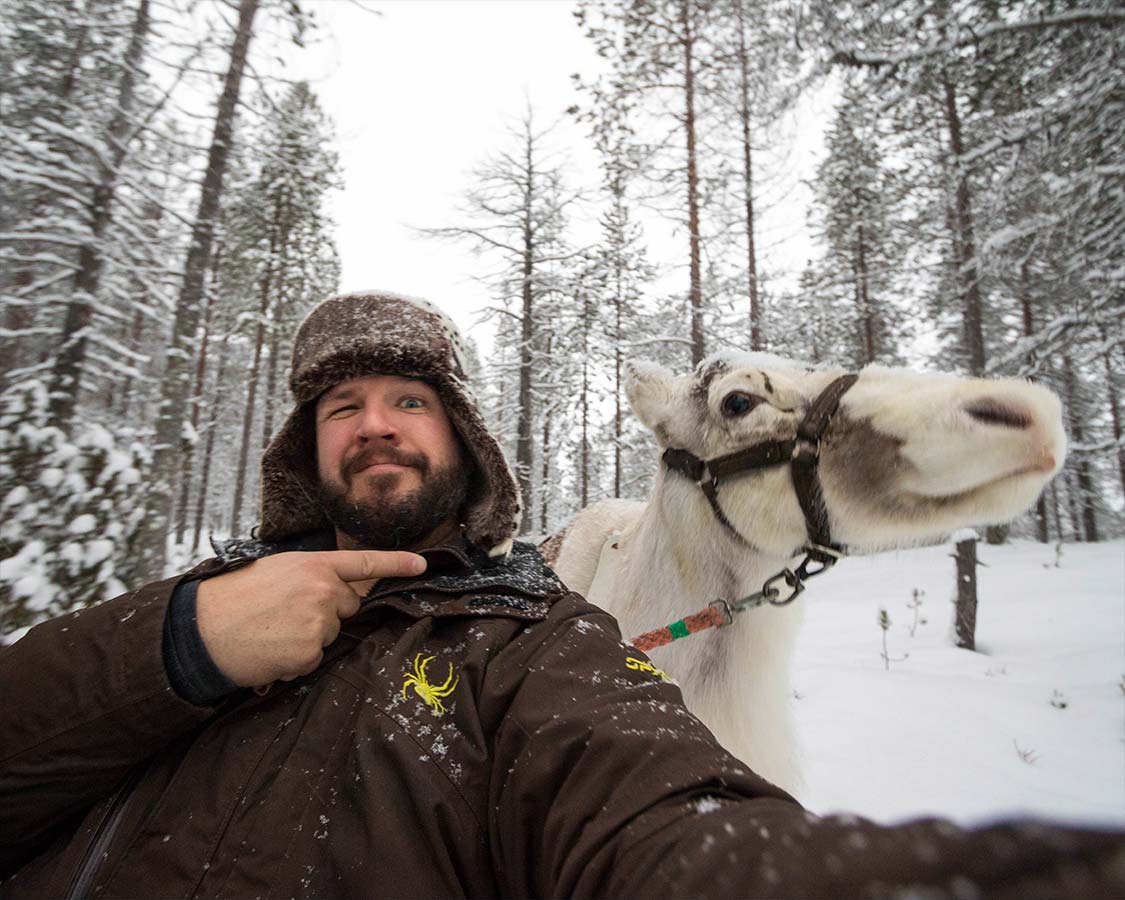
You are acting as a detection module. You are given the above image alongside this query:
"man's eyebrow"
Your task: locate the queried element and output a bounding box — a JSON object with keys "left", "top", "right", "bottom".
{"left": 319, "top": 385, "right": 357, "bottom": 405}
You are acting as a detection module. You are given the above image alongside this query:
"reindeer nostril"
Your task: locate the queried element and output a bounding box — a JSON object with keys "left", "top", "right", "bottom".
{"left": 965, "top": 399, "right": 1032, "bottom": 430}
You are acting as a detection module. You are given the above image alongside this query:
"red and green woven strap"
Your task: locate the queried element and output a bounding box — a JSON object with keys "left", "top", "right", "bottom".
{"left": 630, "top": 604, "right": 729, "bottom": 652}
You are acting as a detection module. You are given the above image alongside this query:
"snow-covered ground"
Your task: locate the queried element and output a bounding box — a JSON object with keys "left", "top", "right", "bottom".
{"left": 794, "top": 539, "right": 1124, "bottom": 829}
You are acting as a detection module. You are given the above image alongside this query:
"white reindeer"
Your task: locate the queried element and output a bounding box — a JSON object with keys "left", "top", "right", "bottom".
{"left": 550, "top": 351, "right": 1066, "bottom": 797}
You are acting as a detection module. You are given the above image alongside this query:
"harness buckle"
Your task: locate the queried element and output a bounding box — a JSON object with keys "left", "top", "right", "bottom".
{"left": 794, "top": 546, "right": 844, "bottom": 581}
{"left": 763, "top": 568, "right": 805, "bottom": 606}
{"left": 792, "top": 437, "right": 819, "bottom": 462}
{"left": 804, "top": 542, "right": 844, "bottom": 560}
{"left": 709, "top": 599, "right": 735, "bottom": 626}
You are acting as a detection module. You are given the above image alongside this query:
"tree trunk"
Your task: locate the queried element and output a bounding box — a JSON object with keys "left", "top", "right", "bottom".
{"left": 539, "top": 332, "right": 553, "bottom": 534}
{"left": 4, "top": 10, "right": 93, "bottom": 375}
{"left": 58, "top": 7, "right": 91, "bottom": 100}
{"left": 1034, "top": 496, "right": 1049, "bottom": 543}
{"left": 115, "top": 308, "right": 145, "bottom": 417}
{"left": 855, "top": 224, "right": 875, "bottom": 364}
{"left": 580, "top": 288, "right": 590, "bottom": 509}
{"left": 735, "top": 0, "right": 761, "bottom": 350}
{"left": 954, "top": 538, "right": 978, "bottom": 650}
{"left": 681, "top": 0, "right": 704, "bottom": 367}
{"left": 135, "top": 0, "right": 259, "bottom": 578}
{"left": 49, "top": 0, "right": 152, "bottom": 427}
{"left": 1062, "top": 354, "right": 1099, "bottom": 541}
{"left": 1064, "top": 471, "right": 1083, "bottom": 542}
{"left": 1048, "top": 481, "right": 1062, "bottom": 542}
{"left": 941, "top": 75, "right": 987, "bottom": 636}
{"left": 1018, "top": 258, "right": 1048, "bottom": 542}
{"left": 174, "top": 280, "right": 215, "bottom": 545}
{"left": 232, "top": 241, "right": 275, "bottom": 537}
{"left": 539, "top": 412, "right": 550, "bottom": 533}
{"left": 613, "top": 196, "right": 623, "bottom": 499}
{"left": 261, "top": 197, "right": 292, "bottom": 451}
{"left": 1076, "top": 458, "right": 1099, "bottom": 544}
{"left": 941, "top": 77, "right": 986, "bottom": 377}
{"left": 262, "top": 316, "right": 283, "bottom": 451}
{"left": 515, "top": 130, "right": 535, "bottom": 535}
{"left": 1098, "top": 324, "right": 1125, "bottom": 497}
{"left": 193, "top": 339, "right": 230, "bottom": 552}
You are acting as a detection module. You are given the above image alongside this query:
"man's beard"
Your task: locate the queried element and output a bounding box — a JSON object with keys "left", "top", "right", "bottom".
{"left": 315, "top": 445, "right": 469, "bottom": 550}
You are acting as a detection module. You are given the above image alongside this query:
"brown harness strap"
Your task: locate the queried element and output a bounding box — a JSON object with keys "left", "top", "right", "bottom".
{"left": 661, "top": 373, "right": 858, "bottom": 559}
{"left": 637, "top": 373, "right": 860, "bottom": 651}
{"left": 791, "top": 373, "right": 859, "bottom": 553}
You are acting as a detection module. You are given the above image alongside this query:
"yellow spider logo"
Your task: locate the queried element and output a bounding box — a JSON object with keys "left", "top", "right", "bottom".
{"left": 402, "top": 653, "right": 459, "bottom": 717}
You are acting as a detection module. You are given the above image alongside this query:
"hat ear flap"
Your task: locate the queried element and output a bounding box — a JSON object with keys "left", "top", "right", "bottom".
{"left": 258, "top": 404, "right": 329, "bottom": 542}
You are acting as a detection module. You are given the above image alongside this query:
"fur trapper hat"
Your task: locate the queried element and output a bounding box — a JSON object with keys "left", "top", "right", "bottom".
{"left": 257, "top": 290, "right": 521, "bottom": 557}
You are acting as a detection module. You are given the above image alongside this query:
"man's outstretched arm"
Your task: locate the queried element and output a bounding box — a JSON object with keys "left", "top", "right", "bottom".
{"left": 486, "top": 594, "right": 1125, "bottom": 899}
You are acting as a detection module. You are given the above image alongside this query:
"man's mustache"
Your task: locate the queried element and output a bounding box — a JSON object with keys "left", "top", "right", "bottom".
{"left": 343, "top": 447, "right": 428, "bottom": 479}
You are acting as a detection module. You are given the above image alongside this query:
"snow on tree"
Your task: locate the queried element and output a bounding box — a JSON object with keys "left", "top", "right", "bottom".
{"left": 424, "top": 106, "right": 582, "bottom": 535}
{"left": 798, "top": 0, "right": 1125, "bottom": 644}
{"left": 576, "top": 0, "right": 731, "bottom": 366}
{"left": 221, "top": 81, "right": 342, "bottom": 538}
{"left": 0, "top": 0, "right": 205, "bottom": 428}
{"left": 0, "top": 381, "right": 148, "bottom": 635}
{"left": 805, "top": 78, "right": 909, "bottom": 368}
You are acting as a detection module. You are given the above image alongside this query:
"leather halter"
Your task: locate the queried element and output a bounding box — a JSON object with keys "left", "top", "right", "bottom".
{"left": 662, "top": 373, "right": 860, "bottom": 571}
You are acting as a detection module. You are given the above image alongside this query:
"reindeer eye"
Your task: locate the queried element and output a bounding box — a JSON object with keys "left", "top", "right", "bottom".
{"left": 720, "top": 391, "right": 760, "bottom": 417}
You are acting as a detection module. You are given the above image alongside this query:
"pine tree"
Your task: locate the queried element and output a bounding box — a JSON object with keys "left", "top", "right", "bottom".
{"left": 573, "top": 61, "right": 656, "bottom": 500}
{"left": 425, "top": 107, "right": 580, "bottom": 534}
{"left": 223, "top": 82, "right": 341, "bottom": 538}
{"left": 0, "top": 0, "right": 198, "bottom": 425}
{"left": 134, "top": 0, "right": 262, "bottom": 578}
{"left": 576, "top": 0, "right": 730, "bottom": 366}
{"left": 807, "top": 80, "right": 907, "bottom": 368}
{"left": 806, "top": 0, "right": 1125, "bottom": 640}
{"left": 0, "top": 381, "right": 149, "bottom": 634}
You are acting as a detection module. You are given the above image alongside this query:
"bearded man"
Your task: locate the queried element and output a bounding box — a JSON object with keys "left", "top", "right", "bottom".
{"left": 2, "top": 292, "right": 1122, "bottom": 899}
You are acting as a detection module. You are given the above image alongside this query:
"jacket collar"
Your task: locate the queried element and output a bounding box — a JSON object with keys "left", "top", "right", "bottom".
{"left": 212, "top": 530, "right": 564, "bottom": 600}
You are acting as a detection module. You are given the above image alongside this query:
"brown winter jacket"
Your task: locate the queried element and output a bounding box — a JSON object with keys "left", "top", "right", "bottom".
{"left": 1, "top": 536, "right": 1123, "bottom": 899}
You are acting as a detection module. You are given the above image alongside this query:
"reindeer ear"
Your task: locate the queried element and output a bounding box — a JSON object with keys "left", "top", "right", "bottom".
{"left": 625, "top": 360, "right": 677, "bottom": 437}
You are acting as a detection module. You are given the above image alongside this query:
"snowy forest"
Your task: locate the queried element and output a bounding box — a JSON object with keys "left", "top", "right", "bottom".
{"left": 1, "top": 0, "right": 1123, "bottom": 640}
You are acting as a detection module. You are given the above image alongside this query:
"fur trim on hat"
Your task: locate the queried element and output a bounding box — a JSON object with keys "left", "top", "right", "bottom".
{"left": 256, "top": 291, "right": 522, "bottom": 556}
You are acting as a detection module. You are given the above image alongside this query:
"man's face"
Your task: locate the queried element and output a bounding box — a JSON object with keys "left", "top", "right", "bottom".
{"left": 314, "top": 374, "right": 468, "bottom": 550}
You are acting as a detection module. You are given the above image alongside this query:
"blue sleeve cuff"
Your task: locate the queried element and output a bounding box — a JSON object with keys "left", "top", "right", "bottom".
{"left": 162, "top": 579, "right": 239, "bottom": 706}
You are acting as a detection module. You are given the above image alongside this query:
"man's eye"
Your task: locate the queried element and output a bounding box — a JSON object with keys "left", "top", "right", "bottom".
{"left": 330, "top": 404, "right": 358, "bottom": 417}
{"left": 400, "top": 397, "right": 425, "bottom": 410}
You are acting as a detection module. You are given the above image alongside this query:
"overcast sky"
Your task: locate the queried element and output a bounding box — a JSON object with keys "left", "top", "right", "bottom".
{"left": 291, "top": 0, "right": 833, "bottom": 348}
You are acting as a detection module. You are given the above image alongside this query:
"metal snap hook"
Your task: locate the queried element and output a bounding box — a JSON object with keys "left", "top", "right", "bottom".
{"left": 763, "top": 568, "right": 805, "bottom": 606}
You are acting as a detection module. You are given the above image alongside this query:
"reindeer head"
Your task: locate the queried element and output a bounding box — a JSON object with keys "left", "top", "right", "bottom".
{"left": 626, "top": 352, "right": 1066, "bottom": 557}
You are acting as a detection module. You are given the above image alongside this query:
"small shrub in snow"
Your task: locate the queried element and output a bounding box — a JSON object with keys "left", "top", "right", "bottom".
{"left": 0, "top": 381, "right": 150, "bottom": 635}
{"left": 877, "top": 607, "right": 908, "bottom": 670}
{"left": 906, "top": 587, "right": 927, "bottom": 637}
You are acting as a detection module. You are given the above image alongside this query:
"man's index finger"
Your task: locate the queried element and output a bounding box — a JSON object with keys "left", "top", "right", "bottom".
{"left": 325, "top": 549, "right": 427, "bottom": 582}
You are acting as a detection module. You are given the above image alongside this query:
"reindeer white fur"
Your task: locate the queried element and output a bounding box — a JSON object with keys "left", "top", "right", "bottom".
{"left": 552, "top": 352, "right": 1066, "bottom": 797}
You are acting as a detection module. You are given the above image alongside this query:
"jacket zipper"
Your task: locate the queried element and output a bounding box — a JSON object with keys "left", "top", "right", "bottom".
{"left": 64, "top": 765, "right": 143, "bottom": 900}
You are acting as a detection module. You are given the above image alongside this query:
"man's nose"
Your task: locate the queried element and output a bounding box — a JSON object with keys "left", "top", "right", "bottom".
{"left": 355, "top": 403, "right": 398, "bottom": 442}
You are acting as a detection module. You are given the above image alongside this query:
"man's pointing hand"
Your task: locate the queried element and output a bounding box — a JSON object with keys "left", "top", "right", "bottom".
{"left": 196, "top": 550, "right": 427, "bottom": 687}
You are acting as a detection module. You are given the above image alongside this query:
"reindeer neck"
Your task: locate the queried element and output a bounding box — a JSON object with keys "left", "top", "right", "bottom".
{"left": 625, "top": 474, "right": 791, "bottom": 623}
